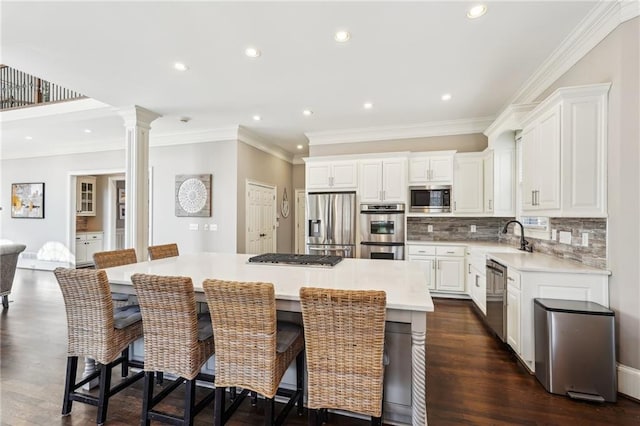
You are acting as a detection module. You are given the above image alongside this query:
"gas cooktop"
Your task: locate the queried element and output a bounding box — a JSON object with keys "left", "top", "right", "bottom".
{"left": 248, "top": 253, "right": 343, "bottom": 267}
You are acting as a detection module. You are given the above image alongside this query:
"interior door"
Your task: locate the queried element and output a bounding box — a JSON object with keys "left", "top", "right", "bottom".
{"left": 246, "top": 181, "right": 276, "bottom": 254}
{"left": 294, "top": 189, "right": 306, "bottom": 254}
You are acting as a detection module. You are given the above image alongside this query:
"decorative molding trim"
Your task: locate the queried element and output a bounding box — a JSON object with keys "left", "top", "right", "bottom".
{"left": 237, "top": 126, "right": 294, "bottom": 164}
{"left": 306, "top": 116, "right": 495, "bottom": 146}
{"left": 508, "top": 1, "right": 630, "bottom": 106}
{"left": 620, "top": 0, "right": 640, "bottom": 23}
{"left": 152, "top": 127, "right": 239, "bottom": 147}
{"left": 483, "top": 103, "right": 538, "bottom": 138}
{"left": 0, "top": 98, "right": 112, "bottom": 122}
{"left": 118, "top": 105, "right": 162, "bottom": 128}
{"left": 618, "top": 363, "right": 640, "bottom": 401}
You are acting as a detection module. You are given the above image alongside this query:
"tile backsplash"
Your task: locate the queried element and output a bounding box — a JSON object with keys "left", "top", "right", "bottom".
{"left": 407, "top": 216, "right": 607, "bottom": 269}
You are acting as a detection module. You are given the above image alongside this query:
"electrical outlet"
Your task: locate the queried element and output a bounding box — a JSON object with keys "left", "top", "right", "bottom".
{"left": 189, "top": 224, "right": 198, "bottom": 231}
{"left": 210, "top": 224, "right": 217, "bottom": 232}
{"left": 559, "top": 231, "right": 572, "bottom": 244}
{"left": 204, "top": 224, "right": 209, "bottom": 231}
{"left": 470, "top": 225, "right": 477, "bottom": 233}
{"left": 582, "top": 232, "right": 589, "bottom": 247}
{"left": 427, "top": 225, "right": 433, "bottom": 233}
{"left": 551, "top": 229, "right": 557, "bottom": 241}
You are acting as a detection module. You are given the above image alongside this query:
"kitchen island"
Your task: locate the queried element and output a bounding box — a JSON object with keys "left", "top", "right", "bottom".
{"left": 104, "top": 252, "right": 434, "bottom": 426}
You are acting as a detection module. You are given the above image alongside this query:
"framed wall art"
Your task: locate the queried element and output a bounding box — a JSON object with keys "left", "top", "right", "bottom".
{"left": 175, "top": 174, "right": 212, "bottom": 217}
{"left": 118, "top": 188, "right": 126, "bottom": 204}
{"left": 11, "top": 182, "right": 45, "bottom": 218}
{"left": 119, "top": 204, "right": 125, "bottom": 220}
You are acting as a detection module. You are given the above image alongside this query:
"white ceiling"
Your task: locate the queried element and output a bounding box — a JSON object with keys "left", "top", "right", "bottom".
{"left": 1, "top": 1, "right": 598, "bottom": 158}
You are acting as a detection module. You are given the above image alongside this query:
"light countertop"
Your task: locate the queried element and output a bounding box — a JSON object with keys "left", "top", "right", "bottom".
{"left": 105, "top": 252, "right": 435, "bottom": 312}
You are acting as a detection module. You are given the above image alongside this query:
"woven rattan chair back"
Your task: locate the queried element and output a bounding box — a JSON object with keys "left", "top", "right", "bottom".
{"left": 93, "top": 248, "right": 137, "bottom": 269}
{"left": 131, "top": 273, "right": 203, "bottom": 380}
{"left": 148, "top": 243, "right": 179, "bottom": 260}
{"left": 300, "top": 287, "right": 387, "bottom": 418}
{"left": 54, "top": 268, "right": 122, "bottom": 364}
{"left": 203, "top": 279, "right": 278, "bottom": 396}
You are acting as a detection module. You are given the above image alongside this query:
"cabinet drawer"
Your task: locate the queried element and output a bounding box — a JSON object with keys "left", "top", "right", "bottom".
{"left": 507, "top": 270, "right": 521, "bottom": 290}
{"left": 407, "top": 245, "right": 436, "bottom": 256}
{"left": 436, "top": 246, "right": 465, "bottom": 257}
{"left": 84, "top": 232, "right": 104, "bottom": 241}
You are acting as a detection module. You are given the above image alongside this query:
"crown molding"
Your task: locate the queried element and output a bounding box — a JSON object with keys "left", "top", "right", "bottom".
{"left": 0, "top": 98, "right": 111, "bottom": 122}
{"left": 306, "top": 116, "right": 494, "bottom": 146}
{"left": 508, "top": 1, "right": 634, "bottom": 106}
{"left": 483, "top": 103, "right": 538, "bottom": 138}
{"left": 151, "top": 127, "right": 238, "bottom": 147}
{"left": 237, "top": 126, "right": 294, "bottom": 164}
{"left": 118, "top": 105, "right": 162, "bottom": 128}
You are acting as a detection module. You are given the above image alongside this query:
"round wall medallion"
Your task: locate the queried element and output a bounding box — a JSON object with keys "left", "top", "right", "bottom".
{"left": 178, "top": 178, "right": 208, "bottom": 214}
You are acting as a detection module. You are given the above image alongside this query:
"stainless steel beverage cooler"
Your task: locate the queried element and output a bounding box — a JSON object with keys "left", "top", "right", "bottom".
{"left": 534, "top": 298, "right": 616, "bottom": 402}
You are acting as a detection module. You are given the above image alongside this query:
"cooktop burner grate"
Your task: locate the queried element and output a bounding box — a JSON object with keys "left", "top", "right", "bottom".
{"left": 248, "top": 253, "right": 343, "bottom": 267}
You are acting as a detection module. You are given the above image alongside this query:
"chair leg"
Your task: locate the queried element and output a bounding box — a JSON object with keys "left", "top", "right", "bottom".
{"left": 121, "top": 347, "right": 129, "bottom": 378}
{"left": 296, "top": 351, "right": 305, "bottom": 416}
{"left": 213, "top": 387, "right": 226, "bottom": 426}
{"left": 2, "top": 295, "right": 8, "bottom": 309}
{"left": 251, "top": 391, "right": 258, "bottom": 407}
{"left": 96, "top": 363, "right": 112, "bottom": 425}
{"left": 183, "top": 379, "right": 196, "bottom": 425}
{"left": 371, "top": 416, "right": 382, "bottom": 426}
{"left": 156, "top": 371, "right": 164, "bottom": 385}
{"left": 141, "top": 372, "right": 154, "bottom": 426}
{"left": 307, "top": 408, "right": 320, "bottom": 426}
{"left": 264, "top": 397, "right": 275, "bottom": 426}
{"left": 62, "top": 356, "right": 78, "bottom": 416}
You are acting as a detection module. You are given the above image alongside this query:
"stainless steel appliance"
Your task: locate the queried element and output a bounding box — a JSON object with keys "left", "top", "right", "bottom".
{"left": 534, "top": 299, "right": 616, "bottom": 402}
{"left": 485, "top": 259, "right": 507, "bottom": 342}
{"left": 409, "top": 185, "right": 451, "bottom": 213}
{"left": 306, "top": 192, "right": 356, "bottom": 258}
{"left": 359, "top": 203, "right": 405, "bottom": 260}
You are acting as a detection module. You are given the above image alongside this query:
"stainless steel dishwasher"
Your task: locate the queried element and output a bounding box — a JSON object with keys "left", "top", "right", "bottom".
{"left": 485, "top": 259, "right": 507, "bottom": 342}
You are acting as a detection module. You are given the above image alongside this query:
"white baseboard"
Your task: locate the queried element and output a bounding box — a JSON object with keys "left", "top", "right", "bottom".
{"left": 618, "top": 363, "right": 640, "bottom": 401}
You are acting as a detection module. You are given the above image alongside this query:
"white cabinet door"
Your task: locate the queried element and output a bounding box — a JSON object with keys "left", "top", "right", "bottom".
{"left": 507, "top": 284, "right": 521, "bottom": 355}
{"left": 359, "top": 160, "right": 383, "bottom": 202}
{"left": 521, "top": 126, "right": 537, "bottom": 210}
{"left": 76, "top": 176, "right": 97, "bottom": 216}
{"left": 306, "top": 163, "right": 331, "bottom": 189}
{"left": 331, "top": 161, "right": 358, "bottom": 189}
{"left": 535, "top": 107, "right": 561, "bottom": 210}
{"left": 407, "top": 255, "right": 436, "bottom": 290}
{"left": 453, "top": 156, "right": 483, "bottom": 214}
{"left": 493, "top": 148, "right": 515, "bottom": 216}
{"left": 436, "top": 257, "right": 465, "bottom": 292}
{"left": 408, "top": 157, "right": 429, "bottom": 183}
{"left": 382, "top": 159, "right": 406, "bottom": 202}
{"left": 75, "top": 239, "right": 87, "bottom": 263}
{"left": 85, "top": 239, "right": 103, "bottom": 262}
{"left": 483, "top": 152, "right": 494, "bottom": 213}
{"left": 429, "top": 156, "right": 453, "bottom": 183}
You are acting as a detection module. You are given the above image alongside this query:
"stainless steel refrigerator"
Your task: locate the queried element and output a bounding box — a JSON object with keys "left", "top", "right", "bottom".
{"left": 306, "top": 192, "right": 356, "bottom": 258}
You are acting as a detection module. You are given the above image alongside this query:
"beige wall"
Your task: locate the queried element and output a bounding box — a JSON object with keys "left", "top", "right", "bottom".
{"left": 309, "top": 133, "right": 488, "bottom": 157}
{"left": 292, "top": 164, "right": 305, "bottom": 190}
{"left": 236, "top": 142, "right": 294, "bottom": 253}
{"left": 539, "top": 17, "right": 640, "bottom": 369}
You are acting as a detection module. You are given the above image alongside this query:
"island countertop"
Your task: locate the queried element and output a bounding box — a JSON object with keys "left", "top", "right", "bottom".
{"left": 105, "top": 252, "right": 434, "bottom": 312}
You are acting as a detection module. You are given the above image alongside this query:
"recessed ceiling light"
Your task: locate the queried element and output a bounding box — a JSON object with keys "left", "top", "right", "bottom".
{"left": 303, "top": 109, "right": 313, "bottom": 116}
{"left": 441, "top": 93, "right": 452, "bottom": 101}
{"left": 334, "top": 30, "right": 351, "bottom": 43}
{"left": 245, "top": 47, "right": 261, "bottom": 58}
{"left": 363, "top": 102, "right": 373, "bottom": 109}
{"left": 297, "top": 145, "right": 304, "bottom": 150}
{"left": 25, "top": 136, "right": 33, "bottom": 140}
{"left": 467, "top": 4, "right": 487, "bottom": 19}
{"left": 174, "top": 62, "right": 189, "bottom": 71}
{"left": 84, "top": 129, "right": 92, "bottom": 133}
{"left": 253, "top": 115, "right": 262, "bottom": 121}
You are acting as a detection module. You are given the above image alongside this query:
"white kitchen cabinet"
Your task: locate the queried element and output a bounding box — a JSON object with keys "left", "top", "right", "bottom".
{"left": 506, "top": 270, "right": 521, "bottom": 355}
{"left": 520, "top": 83, "right": 609, "bottom": 216}
{"left": 408, "top": 152, "right": 455, "bottom": 184}
{"left": 306, "top": 160, "right": 357, "bottom": 191}
{"left": 468, "top": 264, "right": 487, "bottom": 315}
{"left": 359, "top": 158, "right": 407, "bottom": 203}
{"left": 407, "top": 244, "right": 465, "bottom": 293}
{"left": 75, "top": 232, "right": 104, "bottom": 266}
{"left": 76, "top": 176, "right": 97, "bottom": 216}
{"left": 484, "top": 148, "right": 515, "bottom": 216}
{"left": 453, "top": 154, "right": 484, "bottom": 214}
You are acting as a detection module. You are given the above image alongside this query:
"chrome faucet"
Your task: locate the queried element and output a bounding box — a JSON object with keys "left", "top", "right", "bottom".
{"left": 502, "top": 220, "right": 533, "bottom": 252}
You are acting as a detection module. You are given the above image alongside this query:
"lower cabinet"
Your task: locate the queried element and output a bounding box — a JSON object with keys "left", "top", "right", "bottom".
{"left": 75, "top": 232, "right": 104, "bottom": 266}
{"left": 468, "top": 264, "right": 487, "bottom": 315}
{"left": 506, "top": 270, "right": 521, "bottom": 355}
{"left": 407, "top": 245, "right": 465, "bottom": 293}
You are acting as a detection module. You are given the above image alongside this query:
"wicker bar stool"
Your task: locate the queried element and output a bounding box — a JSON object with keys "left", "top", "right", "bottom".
{"left": 131, "top": 273, "right": 216, "bottom": 426}
{"left": 148, "top": 243, "right": 179, "bottom": 260}
{"left": 53, "top": 268, "right": 145, "bottom": 426}
{"left": 202, "top": 279, "right": 305, "bottom": 426}
{"left": 299, "top": 287, "right": 387, "bottom": 426}
{"left": 93, "top": 248, "right": 138, "bottom": 307}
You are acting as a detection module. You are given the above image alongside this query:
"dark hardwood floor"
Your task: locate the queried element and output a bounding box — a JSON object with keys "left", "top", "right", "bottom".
{"left": 1, "top": 269, "right": 639, "bottom": 425}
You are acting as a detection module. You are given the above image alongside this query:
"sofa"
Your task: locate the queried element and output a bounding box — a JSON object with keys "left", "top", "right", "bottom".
{"left": 1, "top": 243, "right": 27, "bottom": 309}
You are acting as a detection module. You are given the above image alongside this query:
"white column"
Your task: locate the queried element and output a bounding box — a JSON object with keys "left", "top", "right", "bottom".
{"left": 118, "top": 106, "right": 161, "bottom": 261}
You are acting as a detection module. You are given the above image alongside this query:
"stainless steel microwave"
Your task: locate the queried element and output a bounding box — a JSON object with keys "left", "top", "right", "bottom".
{"left": 409, "top": 185, "right": 451, "bottom": 213}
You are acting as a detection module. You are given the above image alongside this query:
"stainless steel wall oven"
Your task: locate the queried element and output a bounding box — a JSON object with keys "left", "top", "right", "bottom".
{"left": 359, "top": 203, "right": 405, "bottom": 260}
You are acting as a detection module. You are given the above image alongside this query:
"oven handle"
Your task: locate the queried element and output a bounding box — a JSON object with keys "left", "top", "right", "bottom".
{"left": 360, "top": 242, "right": 405, "bottom": 246}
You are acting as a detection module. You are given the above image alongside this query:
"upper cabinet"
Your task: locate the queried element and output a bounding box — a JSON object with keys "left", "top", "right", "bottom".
{"left": 306, "top": 160, "right": 358, "bottom": 191}
{"left": 485, "top": 148, "right": 515, "bottom": 217}
{"left": 408, "top": 152, "right": 455, "bottom": 184}
{"left": 359, "top": 158, "right": 407, "bottom": 203}
{"left": 453, "top": 154, "right": 484, "bottom": 214}
{"left": 76, "top": 176, "right": 97, "bottom": 216}
{"left": 520, "top": 83, "right": 610, "bottom": 217}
